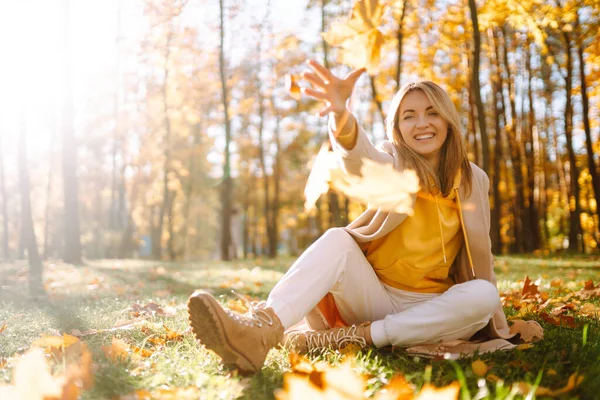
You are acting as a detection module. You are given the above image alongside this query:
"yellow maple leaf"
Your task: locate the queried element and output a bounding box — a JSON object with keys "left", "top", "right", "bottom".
{"left": 322, "top": 0, "right": 386, "bottom": 73}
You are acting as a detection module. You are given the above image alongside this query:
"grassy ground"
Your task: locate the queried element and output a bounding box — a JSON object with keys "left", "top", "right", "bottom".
{"left": 0, "top": 255, "right": 599, "bottom": 399}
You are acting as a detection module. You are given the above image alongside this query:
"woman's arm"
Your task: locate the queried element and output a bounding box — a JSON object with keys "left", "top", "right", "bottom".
{"left": 301, "top": 60, "right": 394, "bottom": 168}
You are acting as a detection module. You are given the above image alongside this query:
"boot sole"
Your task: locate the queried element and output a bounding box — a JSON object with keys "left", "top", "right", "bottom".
{"left": 187, "top": 291, "right": 257, "bottom": 373}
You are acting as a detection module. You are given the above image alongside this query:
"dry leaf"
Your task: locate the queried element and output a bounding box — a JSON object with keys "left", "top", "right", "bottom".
{"left": 516, "top": 372, "right": 584, "bottom": 397}
{"left": 322, "top": 0, "right": 385, "bottom": 73}
{"left": 522, "top": 276, "right": 540, "bottom": 299}
{"left": 0, "top": 323, "right": 7, "bottom": 334}
{"left": 0, "top": 343, "right": 94, "bottom": 400}
{"left": 509, "top": 320, "right": 544, "bottom": 342}
{"left": 516, "top": 343, "right": 535, "bottom": 350}
{"left": 416, "top": 382, "right": 460, "bottom": 399}
{"left": 579, "top": 302, "right": 600, "bottom": 317}
{"left": 286, "top": 74, "right": 302, "bottom": 100}
{"left": 471, "top": 359, "right": 488, "bottom": 377}
{"left": 374, "top": 375, "right": 414, "bottom": 400}
{"left": 102, "top": 337, "right": 130, "bottom": 363}
{"left": 329, "top": 159, "right": 419, "bottom": 214}
{"left": 303, "top": 143, "right": 340, "bottom": 212}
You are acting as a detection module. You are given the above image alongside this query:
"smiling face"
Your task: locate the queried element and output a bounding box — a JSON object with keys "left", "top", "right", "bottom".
{"left": 398, "top": 89, "right": 449, "bottom": 167}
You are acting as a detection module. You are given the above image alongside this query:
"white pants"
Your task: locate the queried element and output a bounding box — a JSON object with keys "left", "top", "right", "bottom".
{"left": 266, "top": 228, "right": 501, "bottom": 348}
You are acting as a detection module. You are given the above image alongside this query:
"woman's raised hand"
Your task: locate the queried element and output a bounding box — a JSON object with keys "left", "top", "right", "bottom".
{"left": 301, "top": 60, "right": 365, "bottom": 117}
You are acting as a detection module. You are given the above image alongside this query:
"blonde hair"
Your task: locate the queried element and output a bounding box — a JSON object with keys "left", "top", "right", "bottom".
{"left": 386, "top": 81, "right": 472, "bottom": 196}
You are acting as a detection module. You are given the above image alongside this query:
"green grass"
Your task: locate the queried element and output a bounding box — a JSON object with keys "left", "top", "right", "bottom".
{"left": 0, "top": 255, "right": 599, "bottom": 399}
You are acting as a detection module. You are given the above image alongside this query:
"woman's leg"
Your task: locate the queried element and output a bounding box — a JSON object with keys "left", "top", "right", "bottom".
{"left": 266, "top": 227, "right": 394, "bottom": 329}
{"left": 371, "top": 279, "right": 500, "bottom": 347}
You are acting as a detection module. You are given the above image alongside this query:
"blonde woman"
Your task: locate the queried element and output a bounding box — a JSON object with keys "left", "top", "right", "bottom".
{"left": 187, "top": 60, "right": 538, "bottom": 373}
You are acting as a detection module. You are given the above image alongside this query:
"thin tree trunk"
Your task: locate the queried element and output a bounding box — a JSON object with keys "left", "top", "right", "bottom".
{"left": 219, "top": 0, "right": 233, "bottom": 260}
{"left": 575, "top": 12, "right": 600, "bottom": 237}
{"left": 111, "top": 2, "right": 122, "bottom": 231}
{"left": 563, "top": 31, "right": 582, "bottom": 252}
{"left": 500, "top": 26, "right": 525, "bottom": 252}
{"left": 18, "top": 126, "right": 44, "bottom": 296}
{"left": 395, "top": 0, "right": 408, "bottom": 91}
{"left": 269, "top": 114, "right": 281, "bottom": 258}
{"left": 43, "top": 127, "right": 55, "bottom": 259}
{"left": 489, "top": 28, "right": 504, "bottom": 253}
{"left": 153, "top": 27, "right": 174, "bottom": 260}
{"left": 468, "top": 0, "right": 489, "bottom": 172}
{"left": 0, "top": 135, "right": 10, "bottom": 260}
{"left": 61, "top": 0, "right": 82, "bottom": 264}
{"left": 525, "top": 41, "right": 540, "bottom": 251}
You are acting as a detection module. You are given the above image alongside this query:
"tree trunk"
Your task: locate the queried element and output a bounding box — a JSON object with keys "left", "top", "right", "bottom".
{"left": 395, "top": 0, "right": 408, "bottom": 91}
{"left": 269, "top": 115, "right": 282, "bottom": 258}
{"left": 0, "top": 135, "right": 10, "bottom": 260}
{"left": 219, "top": 0, "right": 233, "bottom": 261}
{"left": 525, "top": 41, "right": 540, "bottom": 251}
{"left": 575, "top": 12, "right": 600, "bottom": 237}
{"left": 489, "top": 28, "right": 504, "bottom": 253}
{"left": 468, "top": 0, "right": 489, "bottom": 173}
{"left": 18, "top": 126, "right": 44, "bottom": 296}
{"left": 500, "top": 26, "right": 525, "bottom": 253}
{"left": 43, "top": 127, "right": 55, "bottom": 259}
{"left": 153, "top": 27, "right": 174, "bottom": 260}
{"left": 61, "top": 0, "right": 82, "bottom": 264}
{"left": 563, "top": 32, "right": 582, "bottom": 252}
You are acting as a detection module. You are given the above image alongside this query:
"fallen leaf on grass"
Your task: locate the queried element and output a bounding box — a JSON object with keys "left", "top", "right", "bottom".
{"left": 129, "top": 302, "right": 176, "bottom": 317}
{"left": 374, "top": 375, "right": 413, "bottom": 400}
{"left": 516, "top": 343, "right": 535, "bottom": 350}
{"left": 579, "top": 302, "right": 600, "bottom": 317}
{"left": 31, "top": 333, "right": 81, "bottom": 359}
{"left": 584, "top": 280, "right": 597, "bottom": 290}
{"left": 119, "top": 386, "right": 203, "bottom": 400}
{"left": 471, "top": 360, "right": 488, "bottom": 377}
{"left": 102, "top": 337, "right": 130, "bottom": 363}
{"left": 0, "top": 342, "right": 94, "bottom": 400}
{"left": 522, "top": 276, "right": 540, "bottom": 299}
{"left": 416, "top": 382, "right": 460, "bottom": 399}
{"left": 509, "top": 320, "right": 544, "bottom": 342}
{"left": 516, "top": 372, "right": 584, "bottom": 397}
{"left": 539, "top": 312, "right": 579, "bottom": 328}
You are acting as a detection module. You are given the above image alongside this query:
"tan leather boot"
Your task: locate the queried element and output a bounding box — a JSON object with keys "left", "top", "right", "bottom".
{"left": 283, "top": 322, "right": 372, "bottom": 354}
{"left": 187, "top": 290, "right": 284, "bottom": 373}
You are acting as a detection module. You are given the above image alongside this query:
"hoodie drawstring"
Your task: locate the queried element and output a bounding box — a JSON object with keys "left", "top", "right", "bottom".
{"left": 455, "top": 187, "right": 475, "bottom": 278}
{"left": 434, "top": 194, "right": 447, "bottom": 264}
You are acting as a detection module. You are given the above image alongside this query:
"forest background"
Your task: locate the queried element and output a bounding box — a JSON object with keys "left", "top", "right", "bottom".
{"left": 1, "top": 0, "right": 599, "bottom": 286}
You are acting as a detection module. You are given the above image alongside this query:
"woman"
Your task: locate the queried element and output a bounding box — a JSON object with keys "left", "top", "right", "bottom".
{"left": 187, "top": 60, "right": 534, "bottom": 374}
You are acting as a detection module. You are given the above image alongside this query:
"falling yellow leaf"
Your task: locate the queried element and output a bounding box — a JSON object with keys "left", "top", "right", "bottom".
{"left": 286, "top": 74, "right": 302, "bottom": 100}
{"left": 471, "top": 359, "right": 488, "bottom": 377}
{"left": 322, "top": 0, "right": 385, "bottom": 73}
{"left": 416, "top": 382, "right": 460, "bottom": 399}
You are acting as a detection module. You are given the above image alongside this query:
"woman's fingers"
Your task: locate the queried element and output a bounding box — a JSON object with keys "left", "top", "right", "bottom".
{"left": 344, "top": 67, "right": 366, "bottom": 87}
{"left": 306, "top": 59, "right": 333, "bottom": 83}
{"left": 318, "top": 105, "right": 334, "bottom": 117}
{"left": 301, "top": 87, "right": 328, "bottom": 101}
{"left": 301, "top": 72, "right": 326, "bottom": 89}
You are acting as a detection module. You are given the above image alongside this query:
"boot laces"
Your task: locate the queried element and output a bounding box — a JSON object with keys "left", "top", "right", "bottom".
{"left": 304, "top": 325, "right": 366, "bottom": 352}
{"left": 225, "top": 290, "right": 273, "bottom": 328}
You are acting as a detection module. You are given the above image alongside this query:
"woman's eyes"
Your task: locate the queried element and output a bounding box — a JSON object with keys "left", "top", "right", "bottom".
{"left": 403, "top": 112, "right": 438, "bottom": 120}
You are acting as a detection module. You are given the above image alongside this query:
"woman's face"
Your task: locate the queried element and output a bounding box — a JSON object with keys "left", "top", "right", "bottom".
{"left": 398, "top": 90, "right": 448, "bottom": 166}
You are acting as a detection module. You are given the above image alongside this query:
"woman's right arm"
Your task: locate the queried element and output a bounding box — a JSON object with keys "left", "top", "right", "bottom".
{"left": 302, "top": 60, "right": 394, "bottom": 168}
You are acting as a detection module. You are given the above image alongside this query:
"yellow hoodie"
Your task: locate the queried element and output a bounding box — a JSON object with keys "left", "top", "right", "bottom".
{"left": 359, "top": 173, "right": 463, "bottom": 293}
